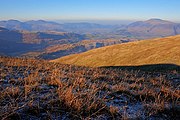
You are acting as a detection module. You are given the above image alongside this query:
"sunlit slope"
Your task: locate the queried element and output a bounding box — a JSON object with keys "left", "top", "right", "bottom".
{"left": 52, "top": 35, "right": 180, "bottom": 67}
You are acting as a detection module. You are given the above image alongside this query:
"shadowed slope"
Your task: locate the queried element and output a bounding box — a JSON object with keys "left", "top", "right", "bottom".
{"left": 102, "top": 64, "right": 180, "bottom": 72}
{"left": 52, "top": 35, "right": 180, "bottom": 67}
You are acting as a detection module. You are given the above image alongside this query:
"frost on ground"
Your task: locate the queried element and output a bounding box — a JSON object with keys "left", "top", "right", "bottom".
{"left": 0, "top": 57, "right": 179, "bottom": 119}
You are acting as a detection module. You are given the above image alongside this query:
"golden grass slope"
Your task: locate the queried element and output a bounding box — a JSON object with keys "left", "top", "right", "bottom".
{"left": 51, "top": 35, "right": 180, "bottom": 67}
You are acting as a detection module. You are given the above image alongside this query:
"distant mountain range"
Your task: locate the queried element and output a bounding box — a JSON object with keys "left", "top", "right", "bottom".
{"left": 52, "top": 35, "right": 180, "bottom": 67}
{"left": 0, "top": 19, "right": 180, "bottom": 39}
{"left": 0, "top": 20, "right": 117, "bottom": 34}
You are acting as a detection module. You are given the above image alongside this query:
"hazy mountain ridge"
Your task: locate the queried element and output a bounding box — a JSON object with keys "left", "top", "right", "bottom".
{"left": 1, "top": 19, "right": 180, "bottom": 38}
{"left": 62, "top": 22, "right": 118, "bottom": 34}
{"left": 0, "top": 20, "right": 118, "bottom": 33}
{"left": 0, "top": 20, "right": 64, "bottom": 32}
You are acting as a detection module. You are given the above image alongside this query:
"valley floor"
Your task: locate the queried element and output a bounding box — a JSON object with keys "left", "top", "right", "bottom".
{"left": 0, "top": 57, "right": 179, "bottom": 119}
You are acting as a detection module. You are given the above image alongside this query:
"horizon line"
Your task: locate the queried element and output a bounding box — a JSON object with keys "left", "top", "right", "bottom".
{"left": 0, "top": 18, "right": 180, "bottom": 24}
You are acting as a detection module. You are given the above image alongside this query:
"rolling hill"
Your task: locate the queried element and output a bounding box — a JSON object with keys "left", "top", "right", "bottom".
{"left": 0, "top": 27, "right": 86, "bottom": 56}
{"left": 52, "top": 35, "right": 180, "bottom": 67}
{"left": 0, "top": 27, "right": 39, "bottom": 56}
{"left": 24, "top": 39, "right": 126, "bottom": 59}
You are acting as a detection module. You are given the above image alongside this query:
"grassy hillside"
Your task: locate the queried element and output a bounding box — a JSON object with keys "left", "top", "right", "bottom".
{"left": 52, "top": 35, "right": 180, "bottom": 67}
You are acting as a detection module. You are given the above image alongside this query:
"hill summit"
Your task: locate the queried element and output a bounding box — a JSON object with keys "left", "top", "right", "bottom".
{"left": 113, "top": 18, "right": 180, "bottom": 39}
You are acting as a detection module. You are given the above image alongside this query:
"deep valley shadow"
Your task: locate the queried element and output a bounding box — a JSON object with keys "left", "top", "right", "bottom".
{"left": 102, "top": 64, "right": 180, "bottom": 72}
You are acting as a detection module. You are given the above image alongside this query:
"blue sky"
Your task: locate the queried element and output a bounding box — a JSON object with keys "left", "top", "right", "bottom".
{"left": 0, "top": 0, "right": 180, "bottom": 22}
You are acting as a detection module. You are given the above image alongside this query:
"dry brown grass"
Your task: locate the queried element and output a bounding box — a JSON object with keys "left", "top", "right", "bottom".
{"left": 0, "top": 56, "right": 179, "bottom": 119}
{"left": 52, "top": 35, "right": 180, "bottom": 67}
